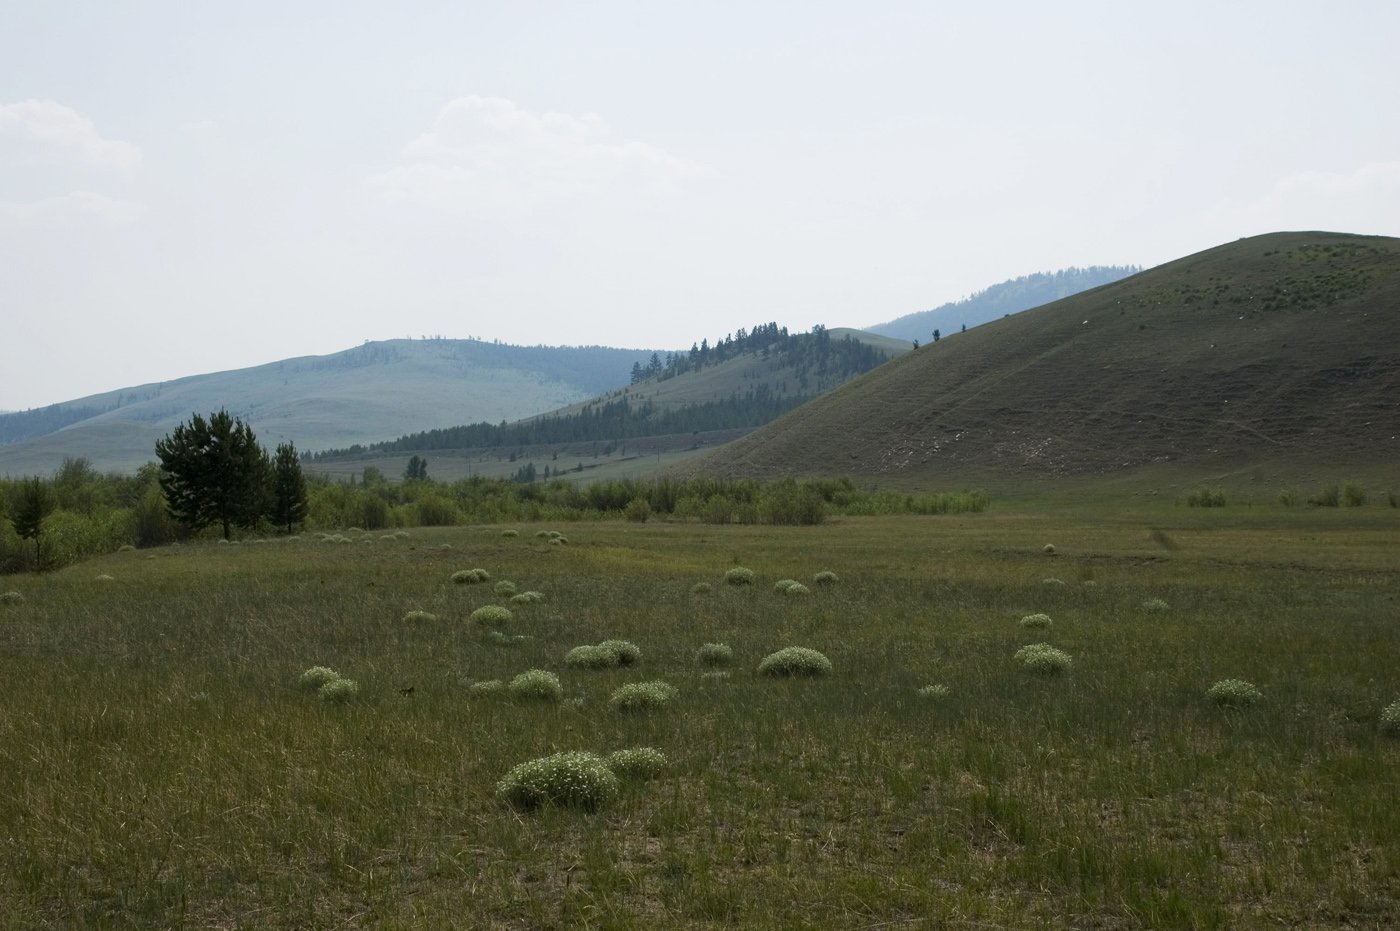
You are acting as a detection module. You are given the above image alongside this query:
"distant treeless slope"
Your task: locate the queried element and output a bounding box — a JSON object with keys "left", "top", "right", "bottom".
{"left": 0, "top": 339, "right": 663, "bottom": 476}
{"left": 674, "top": 232, "right": 1400, "bottom": 487}
{"left": 867, "top": 266, "right": 1142, "bottom": 343}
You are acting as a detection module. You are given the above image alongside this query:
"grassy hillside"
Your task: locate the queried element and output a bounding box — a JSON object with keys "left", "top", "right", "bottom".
{"left": 868, "top": 266, "right": 1142, "bottom": 343}
{"left": 678, "top": 232, "right": 1400, "bottom": 492}
{"left": 0, "top": 340, "right": 664, "bottom": 476}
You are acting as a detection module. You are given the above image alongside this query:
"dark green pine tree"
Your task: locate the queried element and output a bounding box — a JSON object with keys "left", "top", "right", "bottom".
{"left": 270, "top": 442, "right": 309, "bottom": 533}
{"left": 11, "top": 477, "right": 57, "bottom": 570}
{"left": 155, "top": 410, "right": 271, "bottom": 540}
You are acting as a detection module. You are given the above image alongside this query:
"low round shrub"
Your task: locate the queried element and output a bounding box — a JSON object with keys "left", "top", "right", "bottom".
{"left": 380, "top": 534, "right": 397, "bottom": 541}
{"left": 466, "top": 679, "right": 506, "bottom": 698}
{"left": 565, "top": 644, "right": 621, "bottom": 670}
{"left": 548, "top": 531, "right": 563, "bottom": 539}
{"left": 494, "top": 580, "right": 518, "bottom": 596}
{"left": 696, "top": 642, "right": 733, "bottom": 666}
{"left": 510, "top": 591, "right": 545, "bottom": 604}
{"left": 1019, "top": 613, "right": 1052, "bottom": 629}
{"left": 509, "top": 669, "right": 563, "bottom": 702}
{"left": 452, "top": 569, "right": 488, "bottom": 585}
{"left": 535, "top": 530, "right": 551, "bottom": 539}
{"left": 1142, "top": 598, "right": 1169, "bottom": 612}
{"left": 758, "top": 646, "right": 832, "bottom": 678}
{"left": 774, "top": 579, "right": 799, "bottom": 594}
{"left": 782, "top": 582, "right": 810, "bottom": 596}
{"left": 1041, "top": 578, "right": 1065, "bottom": 586}
{"left": 813, "top": 571, "right": 839, "bottom": 586}
{"left": 607, "top": 747, "right": 667, "bottom": 780}
{"left": 299, "top": 666, "right": 341, "bottom": 690}
{"left": 318, "top": 677, "right": 359, "bottom": 702}
{"left": 0, "top": 591, "right": 24, "bottom": 606}
{"left": 1014, "top": 643, "right": 1072, "bottom": 675}
{"left": 403, "top": 610, "right": 438, "bottom": 623}
{"left": 95, "top": 574, "right": 115, "bottom": 582}
{"left": 609, "top": 680, "right": 679, "bottom": 713}
{"left": 502, "top": 529, "right": 519, "bottom": 538}
{"left": 1206, "top": 679, "right": 1262, "bottom": 707}
{"left": 549, "top": 539, "right": 562, "bottom": 546}
{"left": 917, "top": 684, "right": 951, "bottom": 699}
{"left": 488, "top": 631, "right": 527, "bottom": 646}
{"left": 599, "top": 639, "right": 641, "bottom": 666}
{"left": 724, "top": 567, "right": 755, "bottom": 586}
{"left": 1380, "top": 700, "right": 1400, "bottom": 736}
{"left": 497, "top": 751, "right": 619, "bottom": 811}
{"left": 1043, "top": 544, "right": 1056, "bottom": 555}
{"left": 118, "top": 544, "right": 135, "bottom": 553}
{"left": 470, "top": 605, "right": 513, "bottom": 628}
{"left": 691, "top": 582, "right": 712, "bottom": 594}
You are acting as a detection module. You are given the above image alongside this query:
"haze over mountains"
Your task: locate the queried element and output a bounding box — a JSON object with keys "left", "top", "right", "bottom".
{"left": 677, "top": 232, "right": 1400, "bottom": 489}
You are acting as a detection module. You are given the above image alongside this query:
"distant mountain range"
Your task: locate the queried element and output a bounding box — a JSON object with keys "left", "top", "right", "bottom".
{"left": 868, "top": 266, "right": 1142, "bottom": 343}
{"left": 0, "top": 340, "right": 665, "bottom": 476}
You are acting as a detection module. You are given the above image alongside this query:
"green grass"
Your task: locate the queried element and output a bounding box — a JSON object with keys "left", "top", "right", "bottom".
{"left": 1, "top": 508, "right": 1398, "bottom": 927}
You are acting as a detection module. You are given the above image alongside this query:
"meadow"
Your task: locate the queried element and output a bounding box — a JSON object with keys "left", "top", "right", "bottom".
{"left": 1, "top": 506, "right": 1398, "bottom": 929}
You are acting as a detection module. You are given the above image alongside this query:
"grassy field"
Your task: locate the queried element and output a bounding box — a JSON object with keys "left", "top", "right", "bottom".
{"left": 1, "top": 506, "right": 1398, "bottom": 928}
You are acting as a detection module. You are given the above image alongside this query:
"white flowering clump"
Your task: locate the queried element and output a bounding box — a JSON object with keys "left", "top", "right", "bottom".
{"left": 510, "top": 591, "right": 545, "bottom": 604}
{"left": 395, "top": 531, "right": 410, "bottom": 540}
{"left": 1019, "top": 613, "right": 1053, "bottom": 629}
{"left": 608, "top": 680, "right": 679, "bottom": 713}
{"left": 403, "top": 610, "right": 438, "bottom": 623}
{"left": 497, "top": 751, "right": 619, "bottom": 810}
{"left": 1380, "top": 700, "right": 1400, "bottom": 736}
{"left": 783, "top": 582, "right": 810, "bottom": 596}
{"left": 488, "top": 631, "right": 527, "bottom": 646}
{"left": 381, "top": 534, "right": 397, "bottom": 541}
{"left": 757, "top": 646, "right": 833, "bottom": 678}
{"left": 565, "top": 644, "right": 621, "bottom": 670}
{"left": 724, "top": 567, "right": 755, "bottom": 586}
{"left": 509, "top": 669, "right": 563, "bottom": 702}
{"left": 696, "top": 642, "right": 733, "bottom": 666}
{"left": 599, "top": 640, "right": 641, "bottom": 666}
{"left": 813, "top": 571, "right": 839, "bottom": 586}
{"left": 917, "top": 684, "right": 951, "bottom": 699}
{"left": 452, "top": 568, "right": 489, "bottom": 585}
{"left": 691, "top": 582, "right": 712, "bottom": 594}
{"left": 502, "top": 529, "right": 519, "bottom": 538}
{"left": 494, "top": 580, "right": 517, "bottom": 597}
{"left": 318, "top": 677, "right": 360, "bottom": 702}
{"left": 95, "top": 574, "right": 115, "bottom": 582}
{"left": 1014, "top": 643, "right": 1072, "bottom": 675}
{"left": 774, "top": 579, "right": 799, "bottom": 594}
{"left": 1143, "top": 598, "right": 1169, "bottom": 612}
{"left": 466, "top": 679, "right": 506, "bottom": 698}
{"left": 607, "top": 747, "right": 667, "bottom": 781}
{"left": 535, "top": 530, "right": 551, "bottom": 539}
{"left": 470, "top": 605, "right": 513, "bottom": 628}
{"left": 1206, "top": 679, "right": 1262, "bottom": 707}
{"left": 299, "top": 666, "right": 342, "bottom": 690}
{"left": 0, "top": 591, "right": 24, "bottom": 606}
{"left": 1043, "top": 544, "right": 1056, "bottom": 555}
{"left": 118, "top": 544, "right": 135, "bottom": 552}
{"left": 1041, "top": 578, "right": 1065, "bottom": 586}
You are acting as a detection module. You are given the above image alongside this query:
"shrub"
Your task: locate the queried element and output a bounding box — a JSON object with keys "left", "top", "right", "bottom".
{"left": 466, "top": 679, "right": 506, "bottom": 698}
{"left": 488, "top": 631, "right": 527, "bottom": 646}
{"left": 299, "top": 666, "right": 341, "bottom": 690}
{"left": 624, "top": 498, "right": 651, "bottom": 522}
{"left": 535, "top": 530, "right": 551, "bottom": 539}
{"left": 1042, "top": 578, "right": 1065, "bottom": 586}
{"left": 917, "top": 684, "right": 951, "bottom": 699}
{"left": 470, "top": 605, "right": 513, "bottom": 628}
{"left": 565, "top": 644, "right": 621, "bottom": 670}
{"left": 1310, "top": 483, "right": 1341, "bottom": 507}
{"left": 403, "top": 610, "right": 438, "bottom": 623}
{"left": 497, "top": 751, "right": 619, "bottom": 811}
{"left": 416, "top": 495, "right": 459, "bottom": 526}
{"left": 318, "top": 678, "right": 360, "bottom": 702}
{"left": 1019, "top": 613, "right": 1052, "bottom": 629}
{"left": 691, "top": 582, "right": 712, "bottom": 594}
{"left": 758, "top": 646, "right": 832, "bottom": 678}
{"left": 0, "top": 591, "right": 24, "bottom": 606}
{"left": 508, "top": 669, "right": 563, "bottom": 702}
{"left": 696, "top": 642, "right": 733, "bottom": 666}
{"left": 773, "top": 579, "right": 799, "bottom": 594}
{"left": 1043, "top": 544, "right": 1056, "bottom": 555}
{"left": 1342, "top": 480, "right": 1367, "bottom": 507}
{"left": 782, "top": 582, "right": 810, "bottom": 596}
{"left": 117, "top": 544, "right": 135, "bottom": 553}
{"left": 380, "top": 534, "right": 397, "bottom": 542}
{"left": 1142, "top": 598, "right": 1169, "bottom": 612}
{"left": 609, "top": 680, "right": 679, "bottom": 713}
{"left": 494, "top": 581, "right": 518, "bottom": 596}
{"left": 502, "top": 529, "right": 519, "bottom": 538}
{"left": 1278, "top": 487, "right": 1301, "bottom": 507}
{"left": 510, "top": 591, "right": 545, "bottom": 604}
{"left": 1206, "top": 679, "right": 1262, "bottom": 707}
{"left": 1386, "top": 489, "right": 1398, "bottom": 509}
{"left": 1014, "top": 643, "right": 1072, "bottom": 675}
{"left": 724, "top": 567, "right": 755, "bottom": 586}
{"left": 1186, "top": 487, "right": 1227, "bottom": 508}
{"left": 607, "top": 747, "right": 667, "bottom": 780}
{"left": 548, "top": 531, "right": 563, "bottom": 539}
{"left": 94, "top": 574, "right": 115, "bottom": 582}
{"left": 1380, "top": 700, "right": 1400, "bottom": 735}
{"left": 813, "top": 571, "right": 839, "bottom": 585}
{"left": 599, "top": 639, "right": 641, "bottom": 666}
{"left": 452, "top": 569, "right": 489, "bottom": 585}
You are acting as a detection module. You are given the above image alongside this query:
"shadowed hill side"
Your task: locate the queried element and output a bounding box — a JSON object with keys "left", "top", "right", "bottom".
{"left": 674, "top": 232, "right": 1400, "bottom": 488}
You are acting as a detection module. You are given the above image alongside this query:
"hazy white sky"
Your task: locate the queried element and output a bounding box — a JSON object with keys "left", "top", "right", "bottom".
{"left": 3, "top": 0, "right": 1398, "bottom": 410}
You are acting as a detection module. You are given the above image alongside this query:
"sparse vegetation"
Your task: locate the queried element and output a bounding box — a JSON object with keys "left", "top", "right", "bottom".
{"left": 1185, "top": 487, "right": 1227, "bottom": 507}
{"left": 402, "top": 610, "right": 437, "bottom": 623}
{"left": 1381, "top": 700, "right": 1400, "bottom": 735}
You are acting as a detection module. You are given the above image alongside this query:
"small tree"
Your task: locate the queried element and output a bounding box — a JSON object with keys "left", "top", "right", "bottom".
{"left": 155, "top": 410, "right": 270, "bottom": 539}
{"left": 404, "top": 455, "right": 429, "bottom": 481}
{"left": 933, "top": 329, "right": 941, "bottom": 342}
{"left": 270, "top": 442, "right": 309, "bottom": 533}
{"left": 11, "top": 478, "right": 57, "bottom": 570}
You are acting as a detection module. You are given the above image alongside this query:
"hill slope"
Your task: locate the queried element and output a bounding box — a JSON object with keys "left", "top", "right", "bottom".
{"left": 867, "top": 266, "right": 1142, "bottom": 343}
{"left": 676, "top": 232, "right": 1400, "bottom": 488}
{"left": 0, "top": 340, "right": 662, "bottom": 476}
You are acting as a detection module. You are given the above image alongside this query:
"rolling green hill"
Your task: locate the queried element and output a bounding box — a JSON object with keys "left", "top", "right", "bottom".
{"left": 675, "top": 232, "right": 1400, "bottom": 492}
{"left": 0, "top": 340, "right": 664, "bottom": 476}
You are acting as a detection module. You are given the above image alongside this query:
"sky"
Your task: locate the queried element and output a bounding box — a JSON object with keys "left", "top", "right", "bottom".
{"left": 3, "top": 0, "right": 1398, "bottom": 411}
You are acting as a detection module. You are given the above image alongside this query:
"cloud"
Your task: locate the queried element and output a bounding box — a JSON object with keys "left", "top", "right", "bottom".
{"left": 0, "top": 191, "right": 146, "bottom": 225}
{"left": 1205, "top": 160, "right": 1400, "bottom": 237}
{"left": 0, "top": 99, "right": 142, "bottom": 173}
{"left": 367, "top": 96, "right": 710, "bottom": 219}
